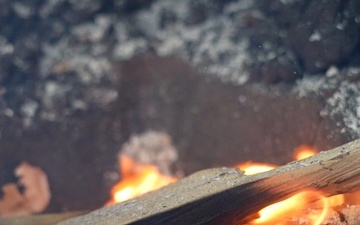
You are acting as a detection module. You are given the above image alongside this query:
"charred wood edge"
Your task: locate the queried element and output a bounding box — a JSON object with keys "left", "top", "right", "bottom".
{"left": 0, "top": 211, "right": 88, "bottom": 225}
{"left": 18, "top": 138, "right": 360, "bottom": 225}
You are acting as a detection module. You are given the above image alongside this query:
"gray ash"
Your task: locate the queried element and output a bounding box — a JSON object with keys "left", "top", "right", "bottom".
{"left": 294, "top": 67, "right": 360, "bottom": 138}
{"left": 0, "top": 0, "right": 359, "bottom": 128}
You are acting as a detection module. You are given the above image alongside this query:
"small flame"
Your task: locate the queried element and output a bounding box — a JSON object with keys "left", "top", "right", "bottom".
{"left": 236, "top": 162, "right": 276, "bottom": 175}
{"left": 250, "top": 191, "right": 330, "bottom": 225}
{"left": 239, "top": 146, "right": 345, "bottom": 225}
{"left": 294, "top": 145, "right": 318, "bottom": 160}
{"left": 107, "top": 155, "right": 177, "bottom": 205}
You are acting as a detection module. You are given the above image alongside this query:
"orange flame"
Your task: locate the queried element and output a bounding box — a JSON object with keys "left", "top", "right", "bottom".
{"left": 236, "top": 162, "right": 276, "bottom": 175}
{"left": 251, "top": 191, "right": 328, "bottom": 225}
{"left": 237, "top": 146, "right": 345, "bottom": 225}
{"left": 294, "top": 145, "right": 318, "bottom": 160}
{"left": 107, "top": 155, "right": 177, "bottom": 205}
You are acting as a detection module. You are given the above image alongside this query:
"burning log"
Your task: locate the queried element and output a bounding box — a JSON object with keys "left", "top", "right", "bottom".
{"left": 57, "top": 138, "right": 360, "bottom": 225}
{"left": 54, "top": 139, "right": 360, "bottom": 224}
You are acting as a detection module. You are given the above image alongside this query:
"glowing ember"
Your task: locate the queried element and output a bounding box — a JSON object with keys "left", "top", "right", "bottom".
{"left": 107, "top": 155, "right": 177, "bottom": 205}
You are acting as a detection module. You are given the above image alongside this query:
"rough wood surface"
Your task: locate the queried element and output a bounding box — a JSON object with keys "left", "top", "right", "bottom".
{"left": 57, "top": 138, "right": 360, "bottom": 225}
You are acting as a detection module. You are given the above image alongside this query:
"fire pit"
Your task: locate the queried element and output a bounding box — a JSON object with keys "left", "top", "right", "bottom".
{"left": 1, "top": 0, "right": 360, "bottom": 224}
{"left": 3, "top": 139, "right": 360, "bottom": 225}
{"left": 56, "top": 138, "right": 360, "bottom": 225}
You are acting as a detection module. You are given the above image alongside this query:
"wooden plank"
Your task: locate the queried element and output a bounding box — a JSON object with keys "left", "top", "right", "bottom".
{"left": 54, "top": 138, "right": 360, "bottom": 224}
